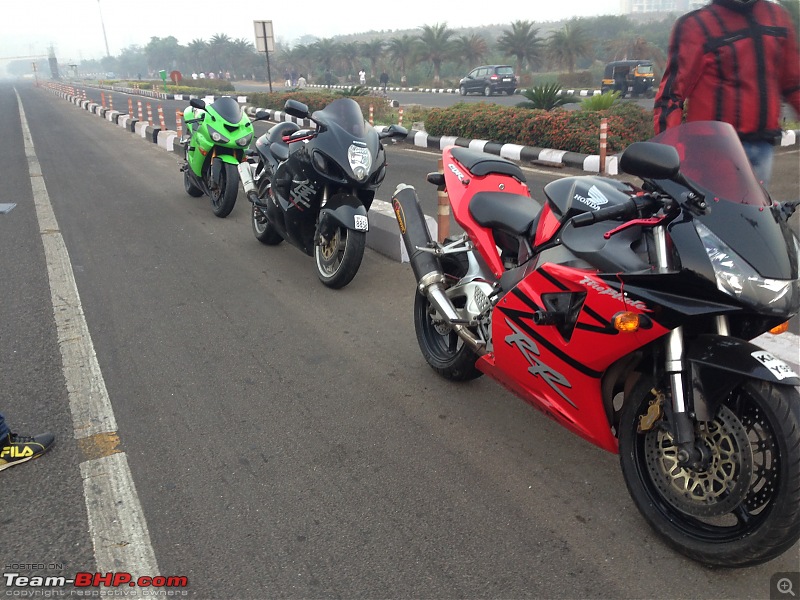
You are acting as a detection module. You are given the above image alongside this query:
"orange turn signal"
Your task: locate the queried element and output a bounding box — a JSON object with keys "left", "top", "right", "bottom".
{"left": 769, "top": 322, "right": 790, "bottom": 335}
{"left": 613, "top": 312, "right": 641, "bottom": 333}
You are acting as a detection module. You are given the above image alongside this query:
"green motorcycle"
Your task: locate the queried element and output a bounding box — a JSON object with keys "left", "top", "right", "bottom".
{"left": 181, "top": 96, "right": 253, "bottom": 218}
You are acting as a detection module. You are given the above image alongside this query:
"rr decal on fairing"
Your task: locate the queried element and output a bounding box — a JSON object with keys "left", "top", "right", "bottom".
{"left": 504, "top": 318, "right": 577, "bottom": 408}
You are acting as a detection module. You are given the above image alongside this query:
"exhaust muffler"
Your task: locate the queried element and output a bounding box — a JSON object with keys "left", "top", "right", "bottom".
{"left": 237, "top": 161, "right": 259, "bottom": 203}
{"left": 391, "top": 185, "right": 484, "bottom": 355}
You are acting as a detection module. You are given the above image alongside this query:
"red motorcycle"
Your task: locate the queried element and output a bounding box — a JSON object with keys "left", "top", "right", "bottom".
{"left": 390, "top": 121, "right": 800, "bottom": 567}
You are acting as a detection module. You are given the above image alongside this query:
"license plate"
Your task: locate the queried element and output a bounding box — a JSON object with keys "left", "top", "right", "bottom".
{"left": 502, "top": 78, "right": 511, "bottom": 82}
{"left": 354, "top": 215, "right": 369, "bottom": 231}
{"left": 752, "top": 350, "right": 798, "bottom": 380}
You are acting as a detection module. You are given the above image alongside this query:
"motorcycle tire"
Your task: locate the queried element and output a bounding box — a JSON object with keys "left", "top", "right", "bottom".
{"left": 209, "top": 162, "right": 239, "bottom": 218}
{"left": 252, "top": 203, "right": 283, "bottom": 245}
{"left": 618, "top": 376, "right": 800, "bottom": 567}
{"left": 314, "top": 226, "right": 366, "bottom": 289}
{"left": 183, "top": 168, "right": 203, "bottom": 197}
{"left": 412, "top": 253, "right": 482, "bottom": 381}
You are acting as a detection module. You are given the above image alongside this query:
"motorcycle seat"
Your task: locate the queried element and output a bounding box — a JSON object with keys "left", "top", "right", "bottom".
{"left": 451, "top": 147, "right": 526, "bottom": 182}
{"left": 469, "top": 191, "right": 541, "bottom": 237}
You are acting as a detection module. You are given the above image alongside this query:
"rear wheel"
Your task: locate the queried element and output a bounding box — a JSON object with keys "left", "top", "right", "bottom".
{"left": 209, "top": 162, "right": 239, "bottom": 218}
{"left": 314, "top": 226, "right": 366, "bottom": 289}
{"left": 619, "top": 377, "right": 800, "bottom": 567}
{"left": 506, "top": 89, "right": 515, "bottom": 96}
{"left": 412, "top": 253, "right": 482, "bottom": 381}
{"left": 252, "top": 202, "right": 283, "bottom": 245}
{"left": 483, "top": 86, "right": 492, "bottom": 97}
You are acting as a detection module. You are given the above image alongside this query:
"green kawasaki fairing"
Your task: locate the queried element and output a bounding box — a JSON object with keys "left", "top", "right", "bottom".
{"left": 184, "top": 97, "right": 253, "bottom": 175}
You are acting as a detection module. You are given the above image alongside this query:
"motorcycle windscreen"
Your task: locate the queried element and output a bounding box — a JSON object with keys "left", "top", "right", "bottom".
{"left": 312, "top": 98, "right": 368, "bottom": 138}
{"left": 651, "top": 121, "right": 769, "bottom": 206}
{"left": 209, "top": 96, "right": 243, "bottom": 124}
{"left": 651, "top": 121, "right": 794, "bottom": 280}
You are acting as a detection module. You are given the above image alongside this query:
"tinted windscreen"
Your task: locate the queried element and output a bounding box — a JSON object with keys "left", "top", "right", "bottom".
{"left": 650, "top": 121, "right": 769, "bottom": 207}
{"left": 496, "top": 67, "right": 514, "bottom": 75}
{"left": 210, "top": 97, "right": 243, "bottom": 123}
{"left": 313, "top": 98, "right": 367, "bottom": 137}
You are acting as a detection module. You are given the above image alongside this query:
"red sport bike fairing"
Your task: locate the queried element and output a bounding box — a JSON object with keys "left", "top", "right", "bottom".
{"left": 391, "top": 121, "right": 800, "bottom": 568}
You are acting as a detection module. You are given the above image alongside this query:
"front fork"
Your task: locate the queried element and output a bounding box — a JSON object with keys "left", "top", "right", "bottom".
{"left": 654, "top": 224, "right": 722, "bottom": 468}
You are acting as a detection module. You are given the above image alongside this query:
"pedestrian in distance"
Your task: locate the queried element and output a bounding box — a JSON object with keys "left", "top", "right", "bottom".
{"left": 653, "top": 0, "right": 800, "bottom": 188}
{"left": 359, "top": 68, "right": 366, "bottom": 86}
{"left": 297, "top": 74, "right": 307, "bottom": 89}
{"left": 380, "top": 70, "right": 389, "bottom": 93}
{"left": 0, "top": 411, "right": 54, "bottom": 472}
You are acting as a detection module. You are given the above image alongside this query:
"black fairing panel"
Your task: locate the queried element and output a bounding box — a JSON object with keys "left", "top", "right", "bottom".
{"left": 544, "top": 176, "right": 638, "bottom": 221}
{"left": 695, "top": 201, "right": 797, "bottom": 280}
{"left": 560, "top": 220, "right": 652, "bottom": 272}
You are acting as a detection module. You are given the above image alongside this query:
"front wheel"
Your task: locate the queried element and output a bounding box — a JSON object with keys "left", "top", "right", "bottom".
{"left": 459, "top": 85, "right": 467, "bottom": 96}
{"left": 314, "top": 227, "right": 366, "bottom": 289}
{"left": 619, "top": 377, "right": 800, "bottom": 567}
{"left": 209, "top": 162, "right": 239, "bottom": 218}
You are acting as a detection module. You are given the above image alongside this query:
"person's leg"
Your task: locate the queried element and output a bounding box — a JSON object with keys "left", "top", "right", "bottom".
{"left": 0, "top": 411, "right": 9, "bottom": 443}
{"left": 742, "top": 140, "right": 775, "bottom": 188}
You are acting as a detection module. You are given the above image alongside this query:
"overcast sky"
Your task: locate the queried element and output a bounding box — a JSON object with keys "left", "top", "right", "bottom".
{"left": 1, "top": 0, "right": 622, "bottom": 64}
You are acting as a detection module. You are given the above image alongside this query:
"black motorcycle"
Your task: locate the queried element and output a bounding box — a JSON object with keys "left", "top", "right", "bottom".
{"left": 238, "top": 98, "right": 407, "bottom": 288}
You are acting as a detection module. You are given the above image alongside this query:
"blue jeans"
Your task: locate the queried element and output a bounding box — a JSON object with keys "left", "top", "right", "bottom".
{"left": 742, "top": 140, "right": 775, "bottom": 188}
{"left": 0, "top": 411, "right": 9, "bottom": 442}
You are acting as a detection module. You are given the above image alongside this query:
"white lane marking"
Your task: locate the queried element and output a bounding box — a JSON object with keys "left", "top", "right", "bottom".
{"left": 15, "top": 88, "right": 159, "bottom": 582}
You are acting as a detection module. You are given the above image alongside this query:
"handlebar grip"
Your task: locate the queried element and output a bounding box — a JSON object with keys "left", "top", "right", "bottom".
{"left": 572, "top": 199, "right": 637, "bottom": 228}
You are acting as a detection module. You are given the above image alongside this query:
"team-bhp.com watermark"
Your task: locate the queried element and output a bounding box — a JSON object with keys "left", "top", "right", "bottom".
{"left": 3, "top": 569, "right": 189, "bottom": 597}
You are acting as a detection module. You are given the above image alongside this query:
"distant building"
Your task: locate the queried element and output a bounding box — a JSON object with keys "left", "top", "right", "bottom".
{"left": 620, "top": 0, "right": 705, "bottom": 13}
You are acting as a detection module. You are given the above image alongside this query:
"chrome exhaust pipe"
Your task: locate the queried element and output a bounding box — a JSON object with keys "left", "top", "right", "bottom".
{"left": 237, "top": 161, "right": 259, "bottom": 203}
{"left": 391, "top": 185, "right": 485, "bottom": 355}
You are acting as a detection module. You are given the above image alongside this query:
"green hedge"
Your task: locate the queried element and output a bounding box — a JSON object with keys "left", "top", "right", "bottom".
{"left": 425, "top": 101, "right": 654, "bottom": 154}
{"left": 246, "top": 91, "right": 394, "bottom": 124}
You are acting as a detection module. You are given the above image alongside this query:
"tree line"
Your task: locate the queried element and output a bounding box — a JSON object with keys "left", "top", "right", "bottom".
{"left": 11, "top": 2, "right": 798, "bottom": 85}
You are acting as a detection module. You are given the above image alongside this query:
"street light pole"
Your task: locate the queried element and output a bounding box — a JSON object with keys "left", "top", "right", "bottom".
{"left": 97, "top": 0, "right": 111, "bottom": 57}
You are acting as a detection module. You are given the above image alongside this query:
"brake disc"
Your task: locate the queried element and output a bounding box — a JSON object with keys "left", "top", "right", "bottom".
{"left": 644, "top": 404, "right": 753, "bottom": 518}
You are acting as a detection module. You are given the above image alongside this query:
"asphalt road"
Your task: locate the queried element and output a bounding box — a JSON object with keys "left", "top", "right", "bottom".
{"left": 1, "top": 81, "right": 799, "bottom": 599}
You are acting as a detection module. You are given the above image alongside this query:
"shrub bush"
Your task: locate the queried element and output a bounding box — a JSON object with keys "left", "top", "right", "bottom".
{"left": 425, "top": 101, "right": 654, "bottom": 154}
{"left": 245, "top": 91, "right": 394, "bottom": 124}
{"left": 557, "top": 71, "right": 594, "bottom": 88}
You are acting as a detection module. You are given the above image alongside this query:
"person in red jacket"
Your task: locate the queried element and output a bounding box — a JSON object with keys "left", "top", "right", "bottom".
{"left": 654, "top": 0, "right": 800, "bottom": 187}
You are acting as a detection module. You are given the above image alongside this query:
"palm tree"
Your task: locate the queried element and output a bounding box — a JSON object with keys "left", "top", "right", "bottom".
{"left": 387, "top": 35, "right": 418, "bottom": 80}
{"left": 209, "top": 33, "right": 232, "bottom": 72}
{"left": 453, "top": 34, "right": 488, "bottom": 69}
{"left": 360, "top": 39, "right": 385, "bottom": 78}
{"left": 416, "top": 23, "right": 456, "bottom": 84}
{"left": 336, "top": 42, "right": 362, "bottom": 80}
{"left": 496, "top": 20, "right": 544, "bottom": 74}
{"left": 312, "top": 38, "right": 339, "bottom": 72}
{"left": 606, "top": 36, "right": 666, "bottom": 71}
{"left": 548, "top": 22, "right": 593, "bottom": 74}
{"left": 186, "top": 39, "right": 208, "bottom": 73}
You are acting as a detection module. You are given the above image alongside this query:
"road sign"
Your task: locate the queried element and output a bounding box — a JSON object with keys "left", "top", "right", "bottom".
{"left": 254, "top": 20, "right": 274, "bottom": 53}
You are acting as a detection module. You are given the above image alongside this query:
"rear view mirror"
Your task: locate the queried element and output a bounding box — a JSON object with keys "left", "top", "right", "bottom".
{"left": 190, "top": 98, "right": 206, "bottom": 110}
{"left": 620, "top": 141, "right": 680, "bottom": 180}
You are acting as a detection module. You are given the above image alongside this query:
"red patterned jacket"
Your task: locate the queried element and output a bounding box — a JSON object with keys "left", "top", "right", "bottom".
{"left": 654, "top": 0, "right": 800, "bottom": 143}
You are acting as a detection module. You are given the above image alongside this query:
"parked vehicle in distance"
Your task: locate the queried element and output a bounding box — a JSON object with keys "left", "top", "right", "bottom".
{"left": 601, "top": 60, "right": 656, "bottom": 98}
{"left": 459, "top": 65, "right": 517, "bottom": 96}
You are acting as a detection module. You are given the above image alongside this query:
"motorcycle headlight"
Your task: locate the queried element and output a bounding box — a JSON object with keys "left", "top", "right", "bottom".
{"left": 695, "top": 221, "right": 798, "bottom": 314}
{"left": 348, "top": 144, "right": 371, "bottom": 181}
{"left": 207, "top": 125, "right": 229, "bottom": 144}
{"left": 236, "top": 133, "right": 253, "bottom": 147}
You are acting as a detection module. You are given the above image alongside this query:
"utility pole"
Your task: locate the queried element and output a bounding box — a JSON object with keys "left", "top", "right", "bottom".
{"left": 98, "top": 0, "right": 111, "bottom": 57}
